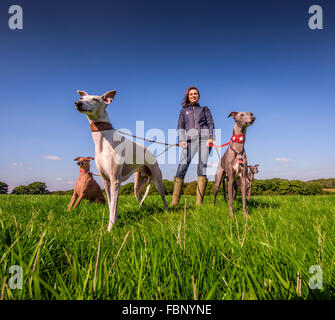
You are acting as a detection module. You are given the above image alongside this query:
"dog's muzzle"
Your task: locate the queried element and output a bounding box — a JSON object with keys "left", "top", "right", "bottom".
{"left": 75, "top": 101, "right": 90, "bottom": 113}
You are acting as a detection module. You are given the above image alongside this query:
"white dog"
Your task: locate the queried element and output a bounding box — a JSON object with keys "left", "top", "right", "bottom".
{"left": 75, "top": 90, "right": 168, "bottom": 232}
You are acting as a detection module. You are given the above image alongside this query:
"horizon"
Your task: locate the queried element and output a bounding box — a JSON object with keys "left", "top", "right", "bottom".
{"left": 1, "top": 0, "right": 335, "bottom": 192}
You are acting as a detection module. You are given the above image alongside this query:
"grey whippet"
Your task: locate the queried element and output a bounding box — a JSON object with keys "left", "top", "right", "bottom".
{"left": 213, "top": 112, "right": 256, "bottom": 216}
{"left": 75, "top": 90, "right": 168, "bottom": 232}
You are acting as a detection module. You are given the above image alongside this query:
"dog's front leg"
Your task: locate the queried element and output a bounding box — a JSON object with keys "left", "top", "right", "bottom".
{"left": 73, "top": 194, "right": 84, "bottom": 209}
{"left": 227, "top": 178, "right": 234, "bottom": 218}
{"left": 67, "top": 193, "right": 77, "bottom": 211}
{"left": 107, "top": 179, "right": 121, "bottom": 232}
{"left": 240, "top": 177, "right": 248, "bottom": 216}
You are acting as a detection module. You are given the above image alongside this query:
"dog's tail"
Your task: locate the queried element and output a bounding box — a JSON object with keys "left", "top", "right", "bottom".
{"left": 139, "top": 179, "right": 151, "bottom": 207}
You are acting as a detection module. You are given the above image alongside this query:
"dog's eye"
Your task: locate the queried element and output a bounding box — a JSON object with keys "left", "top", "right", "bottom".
{"left": 92, "top": 98, "right": 100, "bottom": 103}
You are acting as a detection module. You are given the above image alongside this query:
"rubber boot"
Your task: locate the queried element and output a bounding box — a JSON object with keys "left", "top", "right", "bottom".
{"left": 196, "top": 176, "right": 208, "bottom": 205}
{"left": 171, "top": 177, "right": 184, "bottom": 206}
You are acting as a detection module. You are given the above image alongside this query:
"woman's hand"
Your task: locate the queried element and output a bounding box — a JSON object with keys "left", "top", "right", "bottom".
{"left": 179, "top": 141, "right": 187, "bottom": 148}
{"left": 207, "top": 139, "right": 214, "bottom": 147}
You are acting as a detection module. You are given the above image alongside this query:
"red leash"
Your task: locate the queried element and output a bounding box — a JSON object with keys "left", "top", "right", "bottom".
{"left": 208, "top": 141, "right": 231, "bottom": 148}
{"left": 208, "top": 134, "right": 245, "bottom": 148}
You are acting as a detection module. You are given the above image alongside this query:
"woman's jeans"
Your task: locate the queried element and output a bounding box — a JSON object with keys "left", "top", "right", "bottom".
{"left": 176, "top": 137, "right": 212, "bottom": 179}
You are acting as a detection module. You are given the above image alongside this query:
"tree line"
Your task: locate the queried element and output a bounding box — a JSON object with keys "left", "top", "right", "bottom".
{"left": 1, "top": 178, "right": 333, "bottom": 196}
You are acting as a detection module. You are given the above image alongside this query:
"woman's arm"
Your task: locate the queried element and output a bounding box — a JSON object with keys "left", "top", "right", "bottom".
{"left": 205, "top": 107, "right": 215, "bottom": 140}
{"left": 177, "top": 109, "right": 186, "bottom": 145}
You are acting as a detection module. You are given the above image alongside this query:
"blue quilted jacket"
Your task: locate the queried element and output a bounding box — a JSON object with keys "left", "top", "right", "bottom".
{"left": 177, "top": 103, "right": 215, "bottom": 143}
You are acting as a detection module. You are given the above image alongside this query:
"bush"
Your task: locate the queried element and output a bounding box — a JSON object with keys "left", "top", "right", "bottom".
{"left": 51, "top": 190, "right": 74, "bottom": 195}
{"left": 11, "top": 182, "right": 50, "bottom": 195}
{"left": 26, "top": 182, "right": 50, "bottom": 195}
{"left": 0, "top": 182, "right": 8, "bottom": 194}
{"left": 12, "top": 185, "right": 30, "bottom": 195}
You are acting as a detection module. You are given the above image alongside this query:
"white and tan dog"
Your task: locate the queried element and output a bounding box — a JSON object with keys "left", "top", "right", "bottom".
{"left": 75, "top": 90, "right": 168, "bottom": 232}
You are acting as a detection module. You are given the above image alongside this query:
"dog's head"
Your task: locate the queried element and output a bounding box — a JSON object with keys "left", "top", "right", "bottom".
{"left": 74, "top": 90, "right": 116, "bottom": 120}
{"left": 248, "top": 164, "right": 259, "bottom": 174}
{"left": 228, "top": 111, "right": 256, "bottom": 128}
{"left": 74, "top": 157, "right": 94, "bottom": 171}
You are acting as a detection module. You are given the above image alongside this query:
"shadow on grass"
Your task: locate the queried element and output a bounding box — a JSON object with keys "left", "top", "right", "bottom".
{"left": 246, "top": 197, "right": 281, "bottom": 209}
{"left": 306, "top": 285, "right": 335, "bottom": 300}
{"left": 205, "top": 196, "right": 281, "bottom": 212}
{"left": 115, "top": 196, "right": 169, "bottom": 227}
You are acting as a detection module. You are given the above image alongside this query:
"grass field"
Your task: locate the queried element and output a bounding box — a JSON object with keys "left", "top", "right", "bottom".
{"left": 0, "top": 194, "right": 335, "bottom": 300}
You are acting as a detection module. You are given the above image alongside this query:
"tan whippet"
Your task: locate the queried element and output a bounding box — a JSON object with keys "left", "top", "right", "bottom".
{"left": 74, "top": 90, "right": 168, "bottom": 232}
{"left": 67, "top": 156, "right": 105, "bottom": 210}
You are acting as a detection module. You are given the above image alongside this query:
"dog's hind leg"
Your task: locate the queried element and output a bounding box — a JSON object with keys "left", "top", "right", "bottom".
{"left": 150, "top": 165, "right": 168, "bottom": 210}
{"left": 134, "top": 171, "right": 149, "bottom": 204}
{"left": 213, "top": 167, "right": 224, "bottom": 205}
{"left": 139, "top": 178, "right": 151, "bottom": 207}
{"left": 233, "top": 180, "right": 238, "bottom": 200}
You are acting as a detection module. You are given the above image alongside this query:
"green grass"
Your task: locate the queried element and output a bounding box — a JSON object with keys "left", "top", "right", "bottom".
{"left": 0, "top": 194, "right": 335, "bottom": 300}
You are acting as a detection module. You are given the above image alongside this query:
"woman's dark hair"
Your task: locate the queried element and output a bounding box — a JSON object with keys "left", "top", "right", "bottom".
{"left": 182, "top": 86, "right": 200, "bottom": 107}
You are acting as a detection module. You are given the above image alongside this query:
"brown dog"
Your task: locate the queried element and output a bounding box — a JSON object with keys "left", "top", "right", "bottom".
{"left": 67, "top": 157, "right": 106, "bottom": 210}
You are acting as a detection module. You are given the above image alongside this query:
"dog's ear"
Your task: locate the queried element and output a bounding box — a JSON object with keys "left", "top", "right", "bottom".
{"left": 74, "top": 157, "right": 81, "bottom": 161}
{"left": 77, "top": 90, "right": 88, "bottom": 97}
{"left": 87, "top": 157, "right": 94, "bottom": 161}
{"left": 228, "top": 111, "right": 238, "bottom": 119}
{"left": 101, "top": 90, "right": 117, "bottom": 104}
{"left": 255, "top": 164, "right": 260, "bottom": 167}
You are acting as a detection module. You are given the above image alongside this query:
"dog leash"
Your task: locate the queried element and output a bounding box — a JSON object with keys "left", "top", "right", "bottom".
{"left": 209, "top": 135, "right": 246, "bottom": 166}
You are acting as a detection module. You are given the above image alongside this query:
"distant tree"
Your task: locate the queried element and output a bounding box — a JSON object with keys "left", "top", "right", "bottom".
{"left": 51, "top": 190, "right": 74, "bottom": 195}
{"left": 183, "top": 181, "right": 197, "bottom": 195}
{"left": 12, "top": 185, "right": 29, "bottom": 195}
{"left": 290, "top": 180, "right": 305, "bottom": 195}
{"left": 162, "top": 180, "right": 174, "bottom": 195}
{"left": 0, "top": 181, "right": 8, "bottom": 194}
{"left": 120, "top": 183, "right": 134, "bottom": 195}
{"left": 26, "top": 182, "right": 50, "bottom": 195}
{"left": 278, "top": 180, "right": 290, "bottom": 195}
{"left": 305, "top": 182, "right": 323, "bottom": 195}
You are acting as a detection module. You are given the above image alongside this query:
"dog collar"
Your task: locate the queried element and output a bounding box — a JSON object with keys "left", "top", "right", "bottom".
{"left": 80, "top": 169, "right": 92, "bottom": 175}
{"left": 231, "top": 134, "right": 245, "bottom": 143}
{"left": 90, "top": 122, "right": 114, "bottom": 132}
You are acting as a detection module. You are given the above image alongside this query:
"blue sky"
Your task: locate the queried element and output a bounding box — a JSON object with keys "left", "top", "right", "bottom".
{"left": 0, "top": 0, "right": 334, "bottom": 192}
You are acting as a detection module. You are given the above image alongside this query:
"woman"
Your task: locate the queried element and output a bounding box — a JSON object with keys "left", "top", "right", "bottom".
{"left": 171, "top": 86, "right": 215, "bottom": 206}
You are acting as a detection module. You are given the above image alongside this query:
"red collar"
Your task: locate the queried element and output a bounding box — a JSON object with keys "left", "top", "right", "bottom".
{"left": 80, "top": 169, "right": 92, "bottom": 175}
{"left": 231, "top": 134, "right": 245, "bottom": 143}
{"left": 90, "top": 122, "right": 114, "bottom": 132}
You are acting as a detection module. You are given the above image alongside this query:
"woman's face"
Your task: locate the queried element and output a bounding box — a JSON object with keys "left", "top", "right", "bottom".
{"left": 188, "top": 89, "right": 199, "bottom": 104}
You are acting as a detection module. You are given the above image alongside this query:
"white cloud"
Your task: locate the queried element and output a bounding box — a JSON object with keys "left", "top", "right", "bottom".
{"left": 56, "top": 177, "right": 63, "bottom": 181}
{"left": 10, "top": 162, "right": 24, "bottom": 167}
{"left": 41, "top": 155, "right": 62, "bottom": 161}
{"left": 67, "top": 181, "right": 75, "bottom": 185}
{"left": 275, "top": 158, "right": 291, "bottom": 163}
